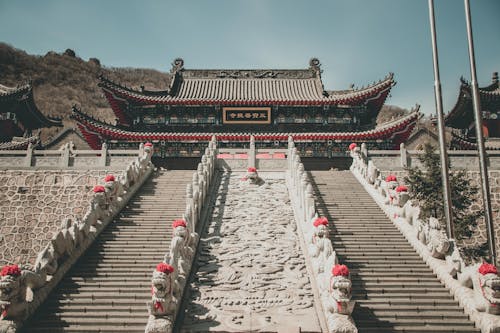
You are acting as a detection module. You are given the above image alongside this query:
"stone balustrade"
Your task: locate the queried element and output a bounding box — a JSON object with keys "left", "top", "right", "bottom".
{"left": 366, "top": 144, "right": 500, "bottom": 171}
{"left": 215, "top": 135, "right": 287, "bottom": 170}
{"left": 0, "top": 142, "right": 143, "bottom": 169}
{"left": 145, "top": 137, "right": 217, "bottom": 333}
{"left": 0, "top": 143, "right": 155, "bottom": 333}
{"left": 350, "top": 143, "right": 500, "bottom": 333}
{"left": 287, "top": 137, "right": 357, "bottom": 333}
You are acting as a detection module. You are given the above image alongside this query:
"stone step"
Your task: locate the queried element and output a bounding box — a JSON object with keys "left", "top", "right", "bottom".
{"left": 24, "top": 170, "right": 194, "bottom": 332}
{"left": 309, "top": 170, "right": 475, "bottom": 331}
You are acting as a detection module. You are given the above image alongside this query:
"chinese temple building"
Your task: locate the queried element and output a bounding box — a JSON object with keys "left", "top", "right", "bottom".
{"left": 73, "top": 58, "right": 420, "bottom": 158}
{"left": 446, "top": 72, "right": 500, "bottom": 150}
{"left": 0, "top": 82, "right": 61, "bottom": 149}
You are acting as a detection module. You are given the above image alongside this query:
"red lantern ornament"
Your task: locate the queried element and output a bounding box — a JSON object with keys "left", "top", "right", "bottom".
{"left": 332, "top": 264, "right": 350, "bottom": 277}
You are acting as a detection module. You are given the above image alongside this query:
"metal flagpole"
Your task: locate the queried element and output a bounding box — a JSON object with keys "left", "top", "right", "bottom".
{"left": 427, "top": 0, "right": 454, "bottom": 239}
{"left": 464, "top": 0, "right": 496, "bottom": 264}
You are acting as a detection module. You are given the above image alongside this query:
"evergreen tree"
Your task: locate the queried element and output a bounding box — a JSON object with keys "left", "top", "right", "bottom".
{"left": 405, "top": 143, "right": 483, "bottom": 240}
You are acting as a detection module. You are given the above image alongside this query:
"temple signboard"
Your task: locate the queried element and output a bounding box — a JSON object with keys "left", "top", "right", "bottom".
{"left": 222, "top": 107, "right": 271, "bottom": 124}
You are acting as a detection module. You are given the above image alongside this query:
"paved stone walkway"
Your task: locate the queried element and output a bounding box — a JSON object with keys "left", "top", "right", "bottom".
{"left": 181, "top": 171, "right": 320, "bottom": 332}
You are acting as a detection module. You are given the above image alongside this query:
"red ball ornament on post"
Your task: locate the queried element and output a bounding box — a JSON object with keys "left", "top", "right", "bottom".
{"left": 104, "top": 174, "right": 115, "bottom": 182}
{"left": 0, "top": 264, "right": 21, "bottom": 277}
{"left": 313, "top": 217, "right": 329, "bottom": 227}
{"left": 385, "top": 175, "right": 397, "bottom": 182}
{"left": 479, "top": 263, "right": 498, "bottom": 275}
{"left": 156, "top": 262, "right": 174, "bottom": 274}
{"left": 348, "top": 143, "right": 357, "bottom": 151}
{"left": 247, "top": 167, "right": 257, "bottom": 173}
{"left": 145, "top": 142, "right": 153, "bottom": 148}
{"left": 93, "top": 185, "right": 105, "bottom": 193}
{"left": 395, "top": 185, "right": 408, "bottom": 193}
{"left": 332, "top": 264, "right": 350, "bottom": 277}
{"left": 172, "top": 219, "right": 187, "bottom": 229}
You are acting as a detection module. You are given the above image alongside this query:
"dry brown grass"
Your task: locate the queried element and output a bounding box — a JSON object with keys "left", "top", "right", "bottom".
{"left": 0, "top": 43, "right": 170, "bottom": 126}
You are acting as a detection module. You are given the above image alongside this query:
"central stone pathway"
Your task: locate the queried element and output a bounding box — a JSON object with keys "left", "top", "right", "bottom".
{"left": 180, "top": 171, "right": 321, "bottom": 332}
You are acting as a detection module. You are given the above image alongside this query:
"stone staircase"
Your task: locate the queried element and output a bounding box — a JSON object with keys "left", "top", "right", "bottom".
{"left": 309, "top": 170, "right": 480, "bottom": 333}
{"left": 23, "top": 170, "right": 194, "bottom": 333}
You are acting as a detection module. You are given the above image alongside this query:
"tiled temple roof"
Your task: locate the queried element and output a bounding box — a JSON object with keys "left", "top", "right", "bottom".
{"left": 450, "top": 130, "right": 500, "bottom": 150}
{"left": 0, "top": 135, "right": 39, "bottom": 150}
{"left": 0, "top": 82, "right": 62, "bottom": 129}
{"left": 98, "top": 59, "right": 394, "bottom": 110}
{"left": 72, "top": 105, "right": 419, "bottom": 150}
{"left": 446, "top": 73, "right": 500, "bottom": 129}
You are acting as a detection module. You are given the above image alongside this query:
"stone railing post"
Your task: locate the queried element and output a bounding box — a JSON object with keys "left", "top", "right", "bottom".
{"left": 297, "top": 164, "right": 305, "bottom": 209}
{"left": 306, "top": 183, "right": 315, "bottom": 222}
{"left": 186, "top": 183, "right": 196, "bottom": 229}
{"left": 100, "top": 142, "right": 108, "bottom": 166}
{"left": 197, "top": 163, "right": 206, "bottom": 204}
{"left": 24, "top": 142, "right": 34, "bottom": 167}
{"left": 400, "top": 142, "right": 408, "bottom": 168}
{"left": 139, "top": 142, "right": 145, "bottom": 158}
{"left": 60, "top": 143, "right": 70, "bottom": 167}
{"left": 301, "top": 172, "right": 309, "bottom": 223}
{"left": 361, "top": 142, "right": 368, "bottom": 164}
{"left": 248, "top": 135, "right": 256, "bottom": 169}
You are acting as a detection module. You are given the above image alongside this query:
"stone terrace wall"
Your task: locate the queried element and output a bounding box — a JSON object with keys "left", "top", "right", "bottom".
{"left": 0, "top": 169, "right": 119, "bottom": 266}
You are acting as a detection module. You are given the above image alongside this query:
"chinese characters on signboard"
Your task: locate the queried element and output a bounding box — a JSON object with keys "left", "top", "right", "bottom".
{"left": 222, "top": 107, "right": 271, "bottom": 124}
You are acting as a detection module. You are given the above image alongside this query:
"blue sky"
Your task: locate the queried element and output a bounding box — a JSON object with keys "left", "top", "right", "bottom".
{"left": 0, "top": 0, "right": 499, "bottom": 116}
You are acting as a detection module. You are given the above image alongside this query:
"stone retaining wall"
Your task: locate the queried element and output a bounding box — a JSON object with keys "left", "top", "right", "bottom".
{"left": 0, "top": 169, "right": 119, "bottom": 266}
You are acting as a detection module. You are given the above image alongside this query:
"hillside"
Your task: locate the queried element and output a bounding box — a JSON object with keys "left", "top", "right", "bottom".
{"left": 0, "top": 43, "right": 171, "bottom": 140}
{"left": 0, "top": 43, "right": 409, "bottom": 143}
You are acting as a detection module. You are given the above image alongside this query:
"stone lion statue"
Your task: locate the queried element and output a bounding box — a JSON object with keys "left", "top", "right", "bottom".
{"left": 145, "top": 263, "right": 176, "bottom": 333}
{"left": 167, "top": 220, "right": 195, "bottom": 287}
{"left": 0, "top": 264, "right": 45, "bottom": 329}
{"left": 244, "top": 167, "right": 260, "bottom": 184}
{"left": 425, "top": 217, "right": 450, "bottom": 259}
{"left": 380, "top": 175, "right": 398, "bottom": 205}
{"left": 401, "top": 199, "right": 420, "bottom": 226}
{"left": 427, "top": 217, "right": 451, "bottom": 258}
{"left": 323, "top": 264, "right": 357, "bottom": 333}
{"left": 309, "top": 217, "right": 337, "bottom": 274}
{"left": 459, "top": 263, "right": 500, "bottom": 314}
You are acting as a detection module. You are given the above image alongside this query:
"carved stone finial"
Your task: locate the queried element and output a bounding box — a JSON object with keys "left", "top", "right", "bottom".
{"left": 309, "top": 58, "right": 321, "bottom": 72}
{"left": 171, "top": 58, "right": 184, "bottom": 73}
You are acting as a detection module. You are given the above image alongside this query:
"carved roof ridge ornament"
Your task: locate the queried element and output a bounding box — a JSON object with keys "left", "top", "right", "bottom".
{"left": 213, "top": 70, "right": 285, "bottom": 79}
{"left": 171, "top": 58, "right": 184, "bottom": 73}
{"left": 309, "top": 58, "right": 321, "bottom": 73}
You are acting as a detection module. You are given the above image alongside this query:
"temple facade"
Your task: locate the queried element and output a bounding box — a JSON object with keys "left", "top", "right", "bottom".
{"left": 446, "top": 72, "right": 500, "bottom": 150}
{"left": 0, "top": 82, "right": 61, "bottom": 149}
{"left": 73, "top": 58, "right": 420, "bottom": 157}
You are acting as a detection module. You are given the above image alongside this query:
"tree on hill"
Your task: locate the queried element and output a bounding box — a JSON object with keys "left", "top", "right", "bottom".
{"left": 404, "top": 143, "right": 483, "bottom": 240}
